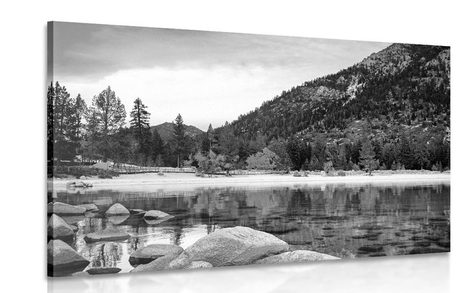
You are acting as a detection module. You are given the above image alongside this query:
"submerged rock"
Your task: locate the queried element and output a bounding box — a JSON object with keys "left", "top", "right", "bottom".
{"left": 86, "top": 267, "right": 121, "bottom": 275}
{"left": 143, "top": 210, "right": 171, "bottom": 220}
{"left": 47, "top": 239, "right": 89, "bottom": 277}
{"left": 169, "top": 226, "right": 289, "bottom": 268}
{"left": 84, "top": 229, "right": 130, "bottom": 243}
{"left": 131, "top": 254, "right": 179, "bottom": 273}
{"left": 129, "top": 244, "right": 183, "bottom": 266}
{"left": 130, "top": 209, "right": 146, "bottom": 215}
{"left": 48, "top": 214, "right": 75, "bottom": 239}
{"left": 143, "top": 210, "right": 174, "bottom": 225}
{"left": 48, "top": 202, "right": 86, "bottom": 215}
{"left": 105, "top": 203, "right": 130, "bottom": 215}
{"left": 76, "top": 203, "right": 99, "bottom": 212}
{"left": 255, "top": 250, "right": 339, "bottom": 265}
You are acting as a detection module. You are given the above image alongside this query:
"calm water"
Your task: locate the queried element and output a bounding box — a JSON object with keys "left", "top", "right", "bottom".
{"left": 49, "top": 183, "right": 450, "bottom": 274}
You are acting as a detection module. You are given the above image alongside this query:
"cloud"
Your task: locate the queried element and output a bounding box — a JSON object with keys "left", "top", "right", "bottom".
{"left": 61, "top": 64, "right": 322, "bottom": 130}
{"left": 52, "top": 22, "right": 391, "bottom": 129}
{"left": 52, "top": 22, "right": 389, "bottom": 80}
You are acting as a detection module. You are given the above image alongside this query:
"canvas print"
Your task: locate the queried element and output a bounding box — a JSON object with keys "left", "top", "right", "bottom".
{"left": 47, "top": 22, "right": 450, "bottom": 277}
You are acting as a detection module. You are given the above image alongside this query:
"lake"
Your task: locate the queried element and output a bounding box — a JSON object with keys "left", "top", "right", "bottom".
{"left": 49, "top": 182, "right": 450, "bottom": 274}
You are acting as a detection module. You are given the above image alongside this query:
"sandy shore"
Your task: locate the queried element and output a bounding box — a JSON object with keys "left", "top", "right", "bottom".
{"left": 49, "top": 172, "right": 450, "bottom": 193}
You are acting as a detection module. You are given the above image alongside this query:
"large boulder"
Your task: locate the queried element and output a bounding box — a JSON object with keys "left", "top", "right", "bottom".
{"left": 86, "top": 267, "right": 121, "bottom": 275}
{"left": 60, "top": 215, "right": 85, "bottom": 225}
{"left": 129, "top": 244, "right": 183, "bottom": 266}
{"left": 131, "top": 254, "right": 179, "bottom": 273}
{"left": 84, "top": 229, "right": 131, "bottom": 243}
{"left": 47, "top": 214, "right": 75, "bottom": 239}
{"left": 105, "top": 203, "right": 130, "bottom": 216}
{"left": 169, "top": 226, "right": 289, "bottom": 268}
{"left": 47, "top": 239, "right": 89, "bottom": 277}
{"left": 185, "top": 261, "right": 213, "bottom": 269}
{"left": 48, "top": 202, "right": 86, "bottom": 215}
{"left": 254, "top": 250, "right": 339, "bottom": 265}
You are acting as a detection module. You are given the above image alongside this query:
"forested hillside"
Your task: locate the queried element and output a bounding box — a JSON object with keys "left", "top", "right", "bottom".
{"left": 216, "top": 43, "right": 450, "bottom": 171}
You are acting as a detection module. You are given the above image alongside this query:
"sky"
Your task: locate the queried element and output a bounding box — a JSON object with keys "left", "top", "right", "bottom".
{"left": 51, "top": 22, "right": 390, "bottom": 131}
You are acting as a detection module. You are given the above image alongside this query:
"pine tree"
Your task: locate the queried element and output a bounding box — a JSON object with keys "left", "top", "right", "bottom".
{"left": 129, "top": 98, "right": 151, "bottom": 142}
{"left": 50, "top": 82, "right": 75, "bottom": 162}
{"left": 174, "top": 114, "right": 186, "bottom": 168}
{"left": 129, "top": 98, "right": 152, "bottom": 164}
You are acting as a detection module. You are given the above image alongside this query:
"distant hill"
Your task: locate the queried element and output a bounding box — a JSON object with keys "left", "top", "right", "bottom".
{"left": 151, "top": 122, "right": 204, "bottom": 142}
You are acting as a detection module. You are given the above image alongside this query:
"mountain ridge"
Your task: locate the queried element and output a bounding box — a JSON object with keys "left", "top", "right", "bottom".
{"left": 228, "top": 43, "right": 450, "bottom": 139}
{"left": 150, "top": 122, "right": 204, "bottom": 142}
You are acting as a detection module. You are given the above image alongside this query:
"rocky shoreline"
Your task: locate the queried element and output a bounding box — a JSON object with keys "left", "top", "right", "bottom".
{"left": 47, "top": 201, "right": 339, "bottom": 277}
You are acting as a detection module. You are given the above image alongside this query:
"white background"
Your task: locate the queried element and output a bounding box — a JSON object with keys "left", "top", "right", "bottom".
{"left": 0, "top": 0, "right": 465, "bottom": 292}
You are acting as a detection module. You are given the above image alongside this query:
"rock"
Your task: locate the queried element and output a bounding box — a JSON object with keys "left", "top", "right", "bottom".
{"left": 74, "top": 181, "right": 86, "bottom": 188}
{"left": 131, "top": 254, "right": 179, "bottom": 273}
{"left": 255, "top": 250, "right": 339, "bottom": 265}
{"left": 129, "top": 244, "right": 183, "bottom": 266}
{"left": 84, "top": 229, "right": 131, "bottom": 243}
{"left": 107, "top": 215, "right": 129, "bottom": 225}
{"left": 143, "top": 210, "right": 173, "bottom": 225}
{"left": 69, "top": 224, "right": 79, "bottom": 232}
{"left": 144, "top": 218, "right": 173, "bottom": 225}
{"left": 48, "top": 214, "right": 75, "bottom": 239}
{"left": 48, "top": 202, "right": 86, "bottom": 215}
{"left": 47, "top": 239, "right": 89, "bottom": 277}
{"left": 61, "top": 215, "right": 85, "bottom": 225}
{"left": 69, "top": 181, "right": 93, "bottom": 188}
{"left": 76, "top": 203, "right": 99, "bottom": 212}
{"left": 143, "top": 210, "right": 171, "bottom": 220}
{"left": 185, "top": 261, "right": 213, "bottom": 269}
{"left": 86, "top": 267, "right": 121, "bottom": 275}
{"left": 169, "top": 226, "right": 289, "bottom": 268}
{"left": 105, "top": 203, "right": 130, "bottom": 216}
{"left": 130, "top": 209, "right": 145, "bottom": 215}
{"left": 260, "top": 222, "right": 299, "bottom": 235}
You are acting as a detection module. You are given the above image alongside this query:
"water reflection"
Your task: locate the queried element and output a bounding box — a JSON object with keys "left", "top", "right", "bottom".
{"left": 49, "top": 183, "right": 450, "bottom": 274}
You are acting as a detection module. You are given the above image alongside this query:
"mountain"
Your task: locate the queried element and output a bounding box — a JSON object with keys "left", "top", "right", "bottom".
{"left": 229, "top": 43, "right": 450, "bottom": 139}
{"left": 151, "top": 122, "right": 204, "bottom": 142}
{"left": 219, "top": 43, "right": 450, "bottom": 170}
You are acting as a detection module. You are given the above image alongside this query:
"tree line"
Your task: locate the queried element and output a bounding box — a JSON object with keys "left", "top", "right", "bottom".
{"left": 48, "top": 82, "right": 181, "bottom": 168}
{"left": 48, "top": 79, "right": 449, "bottom": 174}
